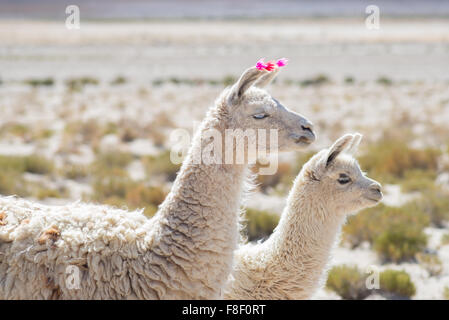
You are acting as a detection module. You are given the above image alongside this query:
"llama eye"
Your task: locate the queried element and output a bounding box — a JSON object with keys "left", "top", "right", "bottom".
{"left": 337, "top": 174, "right": 351, "bottom": 185}
{"left": 253, "top": 113, "right": 269, "bottom": 120}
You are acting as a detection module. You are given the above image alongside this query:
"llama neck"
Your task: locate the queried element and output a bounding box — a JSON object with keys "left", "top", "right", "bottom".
{"left": 265, "top": 177, "right": 345, "bottom": 298}
{"left": 146, "top": 102, "right": 248, "bottom": 298}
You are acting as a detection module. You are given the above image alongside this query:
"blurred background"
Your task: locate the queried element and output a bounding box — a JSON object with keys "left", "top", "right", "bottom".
{"left": 1, "top": 0, "right": 449, "bottom": 299}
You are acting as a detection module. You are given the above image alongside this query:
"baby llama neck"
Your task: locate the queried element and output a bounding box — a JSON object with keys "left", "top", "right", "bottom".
{"left": 266, "top": 176, "right": 346, "bottom": 299}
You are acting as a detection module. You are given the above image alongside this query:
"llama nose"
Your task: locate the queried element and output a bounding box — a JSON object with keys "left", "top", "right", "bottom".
{"left": 369, "top": 183, "right": 383, "bottom": 198}
{"left": 301, "top": 121, "right": 315, "bottom": 142}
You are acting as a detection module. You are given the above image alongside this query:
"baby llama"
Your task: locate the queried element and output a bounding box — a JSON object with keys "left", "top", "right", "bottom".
{"left": 224, "top": 133, "right": 382, "bottom": 300}
{"left": 0, "top": 61, "right": 315, "bottom": 299}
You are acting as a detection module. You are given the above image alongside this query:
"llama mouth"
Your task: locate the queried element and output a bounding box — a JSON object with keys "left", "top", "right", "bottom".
{"left": 365, "top": 195, "right": 382, "bottom": 203}
{"left": 294, "top": 136, "right": 314, "bottom": 145}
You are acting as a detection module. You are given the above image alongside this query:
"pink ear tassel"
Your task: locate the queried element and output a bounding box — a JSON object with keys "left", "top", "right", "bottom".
{"left": 256, "top": 58, "right": 267, "bottom": 70}
{"left": 256, "top": 58, "right": 288, "bottom": 71}
{"left": 276, "top": 58, "right": 288, "bottom": 67}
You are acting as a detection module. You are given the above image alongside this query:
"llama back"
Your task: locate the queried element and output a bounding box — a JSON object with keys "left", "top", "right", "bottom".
{"left": 0, "top": 196, "right": 156, "bottom": 299}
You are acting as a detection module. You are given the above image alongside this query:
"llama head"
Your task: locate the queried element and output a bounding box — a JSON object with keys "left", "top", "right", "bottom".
{"left": 224, "top": 66, "right": 315, "bottom": 154}
{"left": 300, "top": 133, "right": 382, "bottom": 216}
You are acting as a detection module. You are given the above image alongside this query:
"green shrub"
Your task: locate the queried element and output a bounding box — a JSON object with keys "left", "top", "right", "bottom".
{"left": 343, "top": 203, "right": 429, "bottom": 249}
{"left": 92, "top": 168, "right": 131, "bottom": 200}
{"left": 326, "top": 265, "right": 370, "bottom": 300}
{"left": 222, "top": 75, "right": 237, "bottom": 87}
{"left": 0, "top": 123, "right": 30, "bottom": 139}
{"left": 344, "top": 76, "right": 355, "bottom": 84}
{"left": 411, "top": 188, "right": 449, "bottom": 227}
{"left": 0, "top": 155, "right": 54, "bottom": 175}
{"left": 379, "top": 269, "right": 416, "bottom": 298}
{"left": 91, "top": 165, "right": 165, "bottom": 218}
{"left": 300, "top": 74, "right": 329, "bottom": 87}
{"left": 0, "top": 171, "right": 29, "bottom": 197}
{"left": 0, "top": 155, "right": 27, "bottom": 173}
{"left": 244, "top": 208, "right": 279, "bottom": 241}
{"left": 377, "top": 76, "right": 393, "bottom": 86}
{"left": 110, "top": 76, "right": 127, "bottom": 85}
{"left": 24, "top": 78, "right": 54, "bottom": 87}
{"left": 125, "top": 184, "right": 165, "bottom": 217}
{"left": 374, "top": 225, "right": 427, "bottom": 263}
{"left": 143, "top": 151, "right": 181, "bottom": 182}
{"left": 34, "top": 187, "right": 65, "bottom": 200}
{"left": 65, "top": 77, "right": 99, "bottom": 91}
{"left": 23, "top": 155, "right": 54, "bottom": 174}
{"left": 415, "top": 252, "right": 443, "bottom": 276}
{"left": 358, "top": 139, "right": 440, "bottom": 182}
{"left": 400, "top": 169, "right": 436, "bottom": 193}
{"left": 61, "top": 164, "right": 89, "bottom": 180}
{"left": 93, "top": 152, "right": 133, "bottom": 170}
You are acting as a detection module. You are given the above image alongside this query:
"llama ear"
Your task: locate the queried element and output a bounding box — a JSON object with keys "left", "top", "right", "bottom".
{"left": 346, "top": 133, "right": 363, "bottom": 155}
{"left": 227, "top": 67, "right": 267, "bottom": 105}
{"left": 325, "top": 134, "right": 354, "bottom": 168}
{"left": 255, "top": 67, "right": 280, "bottom": 88}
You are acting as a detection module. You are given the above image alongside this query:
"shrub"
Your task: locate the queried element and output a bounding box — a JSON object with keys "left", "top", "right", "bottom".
{"left": 66, "top": 77, "right": 99, "bottom": 91}
{"left": 143, "top": 151, "right": 181, "bottom": 182}
{"left": 0, "top": 155, "right": 54, "bottom": 175}
{"left": 343, "top": 203, "right": 429, "bottom": 249}
{"left": 411, "top": 187, "right": 449, "bottom": 227}
{"left": 377, "top": 76, "right": 393, "bottom": 86}
{"left": 326, "top": 265, "right": 370, "bottom": 300}
{"left": 254, "top": 162, "right": 291, "bottom": 193}
{"left": 415, "top": 252, "right": 443, "bottom": 276}
{"left": 244, "top": 208, "right": 279, "bottom": 242}
{"left": 93, "top": 152, "right": 133, "bottom": 170}
{"left": 0, "top": 155, "right": 27, "bottom": 173}
{"left": 358, "top": 139, "right": 440, "bottom": 182}
{"left": 222, "top": 75, "right": 237, "bottom": 87}
{"left": 24, "top": 78, "right": 54, "bottom": 87}
{"left": 110, "top": 76, "right": 127, "bottom": 85}
{"left": 91, "top": 164, "right": 165, "bottom": 218}
{"left": 300, "top": 74, "right": 329, "bottom": 87}
{"left": 0, "top": 123, "right": 30, "bottom": 139}
{"left": 61, "top": 164, "right": 88, "bottom": 180}
{"left": 23, "top": 155, "right": 54, "bottom": 175}
{"left": 34, "top": 188, "right": 64, "bottom": 200}
{"left": 373, "top": 225, "right": 427, "bottom": 263}
{"left": 379, "top": 269, "right": 416, "bottom": 299}
{"left": 400, "top": 169, "right": 436, "bottom": 193}
{"left": 125, "top": 184, "right": 165, "bottom": 217}
{"left": 344, "top": 76, "right": 355, "bottom": 84}
{"left": 0, "top": 171, "right": 29, "bottom": 197}
{"left": 92, "top": 168, "right": 130, "bottom": 200}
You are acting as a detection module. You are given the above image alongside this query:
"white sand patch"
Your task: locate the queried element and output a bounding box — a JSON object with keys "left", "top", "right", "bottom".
{"left": 382, "top": 184, "right": 418, "bottom": 207}
{"left": 127, "top": 160, "right": 146, "bottom": 181}
{"left": 0, "top": 143, "right": 35, "bottom": 156}
{"left": 245, "top": 193, "right": 286, "bottom": 216}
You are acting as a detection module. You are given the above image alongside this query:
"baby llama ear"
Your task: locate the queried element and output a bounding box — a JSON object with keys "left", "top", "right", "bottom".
{"left": 346, "top": 133, "right": 363, "bottom": 155}
{"left": 325, "top": 134, "right": 354, "bottom": 168}
{"left": 255, "top": 67, "right": 280, "bottom": 88}
{"left": 227, "top": 66, "right": 267, "bottom": 105}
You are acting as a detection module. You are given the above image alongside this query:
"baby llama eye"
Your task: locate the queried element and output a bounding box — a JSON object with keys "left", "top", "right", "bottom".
{"left": 253, "top": 113, "right": 268, "bottom": 120}
{"left": 337, "top": 174, "right": 351, "bottom": 185}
